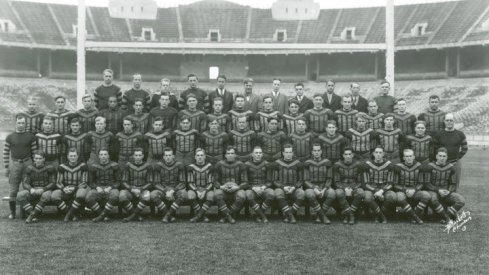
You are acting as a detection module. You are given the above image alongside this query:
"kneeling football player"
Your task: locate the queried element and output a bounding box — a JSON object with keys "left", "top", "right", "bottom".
{"left": 426, "top": 147, "right": 465, "bottom": 224}
{"left": 271, "top": 144, "right": 305, "bottom": 224}
{"left": 214, "top": 146, "right": 247, "bottom": 224}
{"left": 86, "top": 148, "right": 120, "bottom": 222}
{"left": 390, "top": 149, "right": 428, "bottom": 224}
{"left": 151, "top": 148, "right": 188, "bottom": 223}
{"left": 187, "top": 149, "right": 215, "bottom": 223}
{"left": 333, "top": 148, "right": 365, "bottom": 225}
{"left": 51, "top": 148, "right": 89, "bottom": 222}
{"left": 304, "top": 143, "right": 335, "bottom": 224}
{"left": 120, "top": 148, "right": 153, "bottom": 222}
{"left": 17, "top": 150, "right": 56, "bottom": 223}
{"left": 244, "top": 146, "right": 275, "bottom": 223}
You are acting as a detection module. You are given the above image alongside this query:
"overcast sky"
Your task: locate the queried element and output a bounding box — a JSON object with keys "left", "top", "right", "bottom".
{"left": 19, "top": 0, "right": 459, "bottom": 9}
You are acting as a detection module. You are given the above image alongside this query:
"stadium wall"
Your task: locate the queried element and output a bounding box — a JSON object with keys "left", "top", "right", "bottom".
{"left": 0, "top": 45, "right": 488, "bottom": 81}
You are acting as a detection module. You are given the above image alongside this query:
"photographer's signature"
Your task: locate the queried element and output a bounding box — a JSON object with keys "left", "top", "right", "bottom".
{"left": 443, "top": 210, "right": 472, "bottom": 234}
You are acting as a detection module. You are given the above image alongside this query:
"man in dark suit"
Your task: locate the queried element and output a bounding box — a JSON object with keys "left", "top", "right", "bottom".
{"left": 242, "top": 78, "right": 261, "bottom": 113}
{"left": 322, "top": 79, "right": 342, "bottom": 112}
{"left": 208, "top": 74, "right": 234, "bottom": 113}
{"left": 350, "top": 82, "right": 369, "bottom": 113}
{"left": 291, "top": 82, "right": 313, "bottom": 114}
{"left": 265, "top": 78, "right": 288, "bottom": 114}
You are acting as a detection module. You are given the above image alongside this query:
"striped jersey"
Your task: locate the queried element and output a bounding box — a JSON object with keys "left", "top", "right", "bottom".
{"left": 172, "top": 129, "right": 200, "bottom": 153}
{"left": 364, "top": 113, "right": 384, "bottom": 131}
{"left": 36, "top": 131, "right": 63, "bottom": 162}
{"left": 46, "top": 109, "right": 75, "bottom": 135}
{"left": 282, "top": 113, "right": 304, "bottom": 135}
{"left": 200, "top": 131, "right": 230, "bottom": 157}
{"left": 178, "top": 109, "right": 207, "bottom": 132}
{"left": 214, "top": 160, "right": 247, "bottom": 186}
{"left": 316, "top": 133, "right": 348, "bottom": 162}
{"left": 56, "top": 162, "right": 88, "bottom": 188}
{"left": 392, "top": 162, "right": 424, "bottom": 191}
{"left": 125, "top": 113, "right": 150, "bottom": 134}
{"left": 115, "top": 131, "right": 143, "bottom": 158}
{"left": 289, "top": 132, "right": 315, "bottom": 160}
{"left": 62, "top": 133, "right": 90, "bottom": 161}
{"left": 245, "top": 160, "right": 272, "bottom": 187}
{"left": 228, "top": 130, "right": 256, "bottom": 156}
{"left": 304, "top": 158, "right": 333, "bottom": 189}
{"left": 303, "top": 108, "right": 334, "bottom": 134}
{"left": 255, "top": 110, "right": 282, "bottom": 132}
{"left": 144, "top": 131, "right": 171, "bottom": 160}
{"left": 393, "top": 112, "right": 417, "bottom": 135}
{"left": 76, "top": 108, "right": 98, "bottom": 133}
{"left": 207, "top": 113, "right": 231, "bottom": 132}
{"left": 17, "top": 111, "right": 44, "bottom": 134}
{"left": 153, "top": 161, "right": 186, "bottom": 190}
{"left": 333, "top": 160, "right": 363, "bottom": 189}
{"left": 418, "top": 109, "right": 446, "bottom": 134}
{"left": 334, "top": 109, "right": 359, "bottom": 134}
{"left": 345, "top": 128, "right": 377, "bottom": 154}
{"left": 186, "top": 162, "right": 213, "bottom": 190}
{"left": 425, "top": 162, "right": 457, "bottom": 191}
{"left": 99, "top": 107, "right": 129, "bottom": 134}
{"left": 86, "top": 130, "right": 115, "bottom": 155}
{"left": 405, "top": 134, "right": 433, "bottom": 162}
{"left": 257, "top": 131, "right": 287, "bottom": 155}
{"left": 23, "top": 164, "right": 56, "bottom": 189}
{"left": 228, "top": 108, "right": 254, "bottom": 131}
{"left": 88, "top": 161, "right": 120, "bottom": 188}
{"left": 149, "top": 107, "right": 178, "bottom": 131}
{"left": 376, "top": 128, "right": 404, "bottom": 154}
{"left": 122, "top": 162, "right": 153, "bottom": 188}
{"left": 272, "top": 159, "right": 304, "bottom": 188}
{"left": 362, "top": 160, "right": 393, "bottom": 191}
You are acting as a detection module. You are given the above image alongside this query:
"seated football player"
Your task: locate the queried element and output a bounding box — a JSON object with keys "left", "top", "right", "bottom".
{"left": 201, "top": 118, "right": 230, "bottom": 165}
{"left": 228, "top": 95, "right": 254, "bottom": 131}
{"left": 86, "top": 116, "right": 116, "bottom": 165}
{"left": 144, "top": 117, "right": 171, "bottom": 163}
{"left": 115, "top": 117, "right": 144, "bottom": 169}
{"left": 316, "top": 120, "right": 348, "bottom": 163}
{"left": 86, "top": 148, "right": 120, "bottom": 222}
{"left": 125, "top": 98, "right": 150, "bottom": 134}
{"left": 426, "top": 147, "right": 465, "bottom": 224}
{"left": 256, "top": 117, "right": 287, "bottom": 162}
{"left": 283, "top": 100, "right": 304, "bottom": 135}
{"left": 288, "top": 118, "right": 315, "bottom": 161}
{"left": 187, "top": 149, "right": 215, "bottom": 223}
{"left": 17, "top": 150, "right": 56, "bottom": 223}
{"left": 178, "top": 94, "right": 207, "bottom": 132}
{"left": 172, "top": 116, "right": 200, "bottom": 166}
{"left": 51, "top": 148, "right": 89, "bottom": 222}
{"left": 393, "top": 98, "right": 417, "bottom": 136}
{"left": 345, "top": 113, "right": 377, "bottom": 161}
{"left": 207, "top": 97, "right": 231, "bottom": 132}
{"left": 377, "top": 114, "right": 405, "bottom": 163}
{"left": 213, "top": 146, "right": 248, "bottom": 224}
{"left": 255, "top": 96, "right": 283, "bottom": 132}
{"left": 228, "top": 116, "right": 256, "bottom": 162}
{"left": 120, "top": 148, "right": 153, "bottom": 222}
{"left": 62, "top": 118, "right": 90, "bottom": 163}
{"left": 362, "top": 146, "right": 393, "bottom": 224}
{"left": 304, "top": 143, "right": 335, "bottom": 224}
{"left": 405, "top": 120, "right": 433, "bottom": 164}
{"left": 364, "top": 100, "right": 384, "bottom": 131}
{"left": 334, "top": 96, "right": 358, "bottom": 135}
{"left": 303, "top": 94, "right": 334, "bottom": 135}
{"left": 390, "top": 149, "right": 429, "bottom": 224}
{"left": 151, "top": 148, "right": 188, "bottom": 223}
{"left": 244, "top": 146, "right": 275, "bottom": 223}
{"left": 271, "top": 144, "right": 305, "bottom": 224}
{"left": 333, "top": 147, "right": 365, "bottom": 225}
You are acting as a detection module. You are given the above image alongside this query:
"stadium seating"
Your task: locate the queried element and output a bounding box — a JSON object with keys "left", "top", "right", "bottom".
{"left": 127, "top": 8, "right": 179, "bottom": 42}
{"left": 249, "top": 9, "right": 299, "bottom": 42}
{"left": 11, "top": 1, "right": 65, "bottom": 45}
{"left": 88, "top": 7, "right": 131, "bottom": 42}
{"left": 298, "top": 9, "right": 339, "bottom": 43}
{"left": 331, "top": 7, "right": 379, "bottom": 40}
{"left": 179, "top": 1, "right": 248, "bottom": 41}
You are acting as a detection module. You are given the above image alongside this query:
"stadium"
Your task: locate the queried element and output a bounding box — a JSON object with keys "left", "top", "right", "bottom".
{"left": 0, "top": 0, "right": 488, "bottom": 274}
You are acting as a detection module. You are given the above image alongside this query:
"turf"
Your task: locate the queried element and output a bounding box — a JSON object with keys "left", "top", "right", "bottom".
{"left": 0, "top": 150, "right": 488, "bottom": 274}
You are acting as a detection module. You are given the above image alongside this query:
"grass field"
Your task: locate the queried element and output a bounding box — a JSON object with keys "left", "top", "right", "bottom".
{"left": 0, "top": 150, "right": 488, "bottom": 274}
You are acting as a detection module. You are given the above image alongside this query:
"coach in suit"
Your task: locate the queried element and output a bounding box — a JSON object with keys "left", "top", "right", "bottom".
{"left": 266, "top": 78, "right": 289, "bottom": 114}
{"left": 208, "top": 75, "right": 234, "bottom": 113}
{"left": 322, "top": 79, "right": 342, "bottom": 112}
{"left": 350, "top": 82, "right": 369, "bottom": 113}
{"left": 291, "top": 82, "right": 313, "bottom": 113}
{"left": 242, "top": 78, "right": 261, "bottom": 113}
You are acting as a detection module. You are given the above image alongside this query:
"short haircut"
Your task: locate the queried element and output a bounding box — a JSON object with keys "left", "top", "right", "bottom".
{"left": 288, "top": 99, "right": 299, "bottom": 106}
{"left": 311, "top": 143, "right": 322, "bottom": 149}
{"left": 163, "top": 148, "right": 174, "bottom": 154}
{"left": 179, "top": 116, "right": 190, "bottom": 123}
{"left": 272, "top": 78, "right": 281, "bottom": 82}
{"left": 380, "top": 80, "right": 390, "bottom": 86}
{"left": 243, "top": 78, "right": 254, "bottom": 84}
{"left": 282, "top": 143, "right": 293, "bottom": 152}
{"left": 295, "top": 83, "right": 304, "bottom": 88}
{"left": 133, "top": 98, "right": 144, "bottom": 105}
{"left": 103, "top": 69, "right": 114, "bottom": 75}
{"left": 161, "top": 78, "right": 170, "bottom": 83}
{"left": 55, "top": 95, "right": 66, "bottom": 102}
{"left": 383, "top": 113, "right": 395, "bottom": 120}
{"left": 152, "top": 116, "right": 163, "bottom": 123}
{"left": 313, "top": 93, "right": 323, "bottom": 99}
{"left": 374, "top": 145, "right": 384, "bottom": 151}
{"left": 267, "top": 116, "right": 279, "bottom": 123}
{"left": 350, "top": 82, "right": 359, "bottom": 88}
{"left": 82, "top": 94, "right": 92, "bottom": 101}
{"left": 213, "top": 96, "right": 224, "bottom": 103}
{"left": 42, "top": 116, "right": 54, "bottom": 123}
{"left": 187, "top": 73, "right": 198, "bottom": 80}
{"left": 397, "top": 98, "right": 406, "bottom": 103}
{"left": 95, "top": 116, "right": 106, "bottom": 123}
{"left": 70, "top": 117, "right": 81, "bottom": 125}
{"left": 133, "top": 73, "right": 141, "bottom": 79}
{"left": 225, "top": 145, "right": 236, "bottom": 153}
{"left": 326, "top": 120, "right": 337, "bottom": 127}
{"left": 296, "top": 117, "right": 307, "bottom": 123}
{"left": 326, "top": 79, "right": 335, "bottom": 85}
{"left": 15, "top": 114, "right": 27, "bottom": 121}
{"left": 123, "top": 117, "right": 133, "bottom": 124}
{"left": 403, "top": 148, "right": 414, "bottom": 155}
{"left": 235, "top": 94, "right": 245, "bottom": 101}
{"left": 97, "top": 147, "right": 109, "bottom": 155}
{"left": 343, "top": 147, "right": 353, "bottom": 154}
{"left": 252, "top": 146, "right": 262, "bottom": 152}
{"left": 186, "top": 94, "right": 197, "bottom": 101}
{"left": 262, "top": 95, "right": 273, "bottom": 102}
{"left": 133, "top": 147, "right": 144, "bottom": 154}
{"left": 159, "top": 92, "right": 170, "bottom": 99}
{"left": 414, "top": 120, "right": 426, "bottom": 126}
{"left": 436, "top": 147, "right": 448, "bottom": 154}
{"left": 429, "top": 95, "right": 440, "bottom": 101}
{"left": 67, "top": 147, "right": 79, "bottom": 154}
{"left": 195, "top": 148, "right": 205, "bottom": 155}
{"left": 217, "top": 74, "right": 227, "bottom": 81}
{"left": 33, "top": 150, "right": 46, "bottom": 158}
{"left": 355, "top": 113, "right": 367, "bottom": 120}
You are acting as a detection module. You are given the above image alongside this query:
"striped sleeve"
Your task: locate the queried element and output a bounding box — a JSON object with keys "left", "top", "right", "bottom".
{"left": 3, "top": 138, "right": 11, "bottom": 169}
